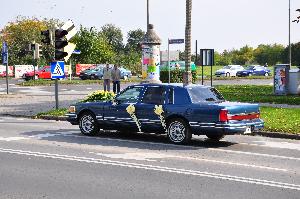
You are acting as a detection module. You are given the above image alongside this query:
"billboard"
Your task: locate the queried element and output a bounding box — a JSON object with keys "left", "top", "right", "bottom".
{"left": 75, "top": 64, "right": 96, "bottom": 76}
{"left": 0, "top": 65, "right": 14, "bottom": 77}
{"left": 14, "top": 65, "right": 34, "bottom": 78}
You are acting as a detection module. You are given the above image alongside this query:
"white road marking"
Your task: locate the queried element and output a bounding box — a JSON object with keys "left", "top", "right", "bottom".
{"left": 253, "top": 141, "right": 300, "bottom": 151}
{"left": 0, "top": 147, "right": 299, "bottom": 191}
{"left": 86, "top": 88, "right": 93, "bottom": 90}
{"left": 61, "top": 89, "right": 68, "bottom": 91}
{"left": 92, "top": 152, "right": 287, "bottom": 171}
{"left": 209, "top": 148, "right": 300, "bottom": 161}
{"left": 0, "top": 137, "right": 29, "bottom": 141}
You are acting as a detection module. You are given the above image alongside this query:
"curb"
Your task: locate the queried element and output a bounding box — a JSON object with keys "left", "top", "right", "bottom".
{"left": 37, "top": 115, "right": 68, "bottom": 121}
{"left": 252, "top": 131, "right": 300, "bottom": 140}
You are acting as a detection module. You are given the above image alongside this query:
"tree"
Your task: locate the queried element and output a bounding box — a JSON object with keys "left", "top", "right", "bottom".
{"left": 0, "top": 16, "right": 62, "bottom": 66}
{"left": 184, "top": 0, "right": 192, "bottom": 85}
{"left": 282, "top": 42, "right": 300, "bottom": 66}
{"left": 72, "top": 26, "right": 115, "bottom": 64}
{"left": 100, "top": 24, "right": 124, "bottom": 53}
{"left": 231, "top": 45, "right": 254, "bottom": 65}
{"left": 254, "top": 44, "right": 285, "bottom": 65}
{"left": 126, "top": 29, "right": 145, "bottom": 52}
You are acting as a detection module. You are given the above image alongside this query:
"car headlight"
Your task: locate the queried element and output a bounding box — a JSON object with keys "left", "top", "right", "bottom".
{"left": 68, "top": 106, "right": 76, "bottom": 113}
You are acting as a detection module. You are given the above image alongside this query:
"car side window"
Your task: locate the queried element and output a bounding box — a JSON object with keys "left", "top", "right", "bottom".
{"left": 142, "top": 87, "right": 165, "bottom": 105}
{"left": 116, "top": 87, "right": 143, "bottom": 104}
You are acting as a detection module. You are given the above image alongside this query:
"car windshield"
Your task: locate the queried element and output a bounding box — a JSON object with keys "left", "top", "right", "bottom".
{"left": 246, "top": 66, "right": 255, "bottom": 70}
{"left": 187, "top": 87, "right": 225, "bottom": 103}
{"left": 223, "top": 66, "right": 231, "bottom": 69}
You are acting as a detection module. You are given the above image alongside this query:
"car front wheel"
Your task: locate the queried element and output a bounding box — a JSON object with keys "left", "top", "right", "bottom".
{"left": 167, "top": 118, "right": 192, "bottom": 144}
{"left": 226, "top": 72, "right": 230, "bottom": 77}
{"left": 265, "top": 73, "right": 269, "bottom": 76}
{"left": 79, "top": 112, "right": 99, "bottom": 136}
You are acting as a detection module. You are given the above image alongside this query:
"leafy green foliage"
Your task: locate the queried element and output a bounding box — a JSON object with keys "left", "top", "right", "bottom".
{"left": 36, "top": 108, "right": 68, "bottom": 117}
{"left": 160, "top": 69, "right": 197, "bottom": 83}
{"left": 100, "top": 24, "right": 124, "bottom": 53}
{"left": 81, "top": 90, "right": 115, "bottom": 102}
{"left": 254, "top": 44, "right": 285, "bottom": 65}
{"left": 0, "top": 16, "right": 59, "bottom": 65}
{"left": 72, "top": 26, "right": 115, "bottom": 64}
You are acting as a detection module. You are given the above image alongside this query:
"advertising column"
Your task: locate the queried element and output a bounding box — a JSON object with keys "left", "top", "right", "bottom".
{"left": 141, "top": 24, "right": 161, "bottom": 83}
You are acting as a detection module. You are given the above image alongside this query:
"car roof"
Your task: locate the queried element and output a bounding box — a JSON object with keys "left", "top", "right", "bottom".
{"left": 132, "top": 83, "right": 211, "bottom": 89}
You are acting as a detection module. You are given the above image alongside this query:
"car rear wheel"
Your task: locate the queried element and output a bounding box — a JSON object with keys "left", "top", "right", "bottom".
{"left": 206, "top": 134, "right": 225, "bottom": 141}
{"left": 226, "top": 72, "right": 230, "bottom": 77}
{"left": 167, "top": 118, "right": 192, "bottom": 144}
{"left": 79, "top": 112, "right": 99, "bottom": 136}
{"left": 265, "top": 73, "right": 269, "bottom": 76}
{"left": 123, "top": 75, "right": 128, "bottom": 80}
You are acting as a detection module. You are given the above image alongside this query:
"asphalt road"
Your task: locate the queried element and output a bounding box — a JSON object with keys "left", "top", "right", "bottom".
{"left": 0, "top": 116, "right": 299, "bottom": 199}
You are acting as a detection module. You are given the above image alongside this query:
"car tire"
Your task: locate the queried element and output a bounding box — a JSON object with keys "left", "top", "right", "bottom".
{"left": 226, "top": 72, "right": 230, "bottom": 77}
{"left": 34, "top": 75, "right": 39, "bottom": 80}
{"left": 123, "top": 75, "right": 128, "bottom": 80}
{"left": 167, "top": 118, "right": 192, "bottom": 144}
{"left": 265, "top": 73, "right": 269, "bottom": 77}
{"left": 249, "top": 73, "right": 252, "bottom": 76}
{"left": 206, "top": 134, "right": 225, "bottom": 141}
{"left": 79, "top": 112, "right": 100, "bottom": 136}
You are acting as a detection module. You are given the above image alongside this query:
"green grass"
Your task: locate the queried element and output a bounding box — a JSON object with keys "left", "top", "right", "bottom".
{"left": 36, "top": 108, "right": 68, "bottom": 117}
{"left": 215, "top": 85, "right": 300, "bottom": 105}
{"left": 260, "top": 107, "right": 300, "bottom": 134}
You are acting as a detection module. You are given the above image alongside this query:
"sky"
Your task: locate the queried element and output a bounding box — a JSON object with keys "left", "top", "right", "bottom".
{"left": 1, "top": 0, "right": 300, "bottom": 52}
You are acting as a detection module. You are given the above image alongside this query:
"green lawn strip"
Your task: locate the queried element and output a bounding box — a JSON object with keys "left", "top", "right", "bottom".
{"left": 260, "top": 107, "right": 300, "bottom": 134}
{"left": 36, "top": 108, "right": 68, "bottom": 118}
{"left": 215, "top": 85, "right": 300, "bottom": 105}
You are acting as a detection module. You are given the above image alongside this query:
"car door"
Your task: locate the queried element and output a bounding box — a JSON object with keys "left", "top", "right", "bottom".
{"left": 103, "top": 86, "right": 144, "bottom": 131}
{"left": 135, "top": 86, "right": 167, "bottom": 133}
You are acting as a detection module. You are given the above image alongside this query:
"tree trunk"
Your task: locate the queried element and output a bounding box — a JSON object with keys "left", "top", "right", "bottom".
{"left": 184, "top": 0, "right": 192, "bottom": 86}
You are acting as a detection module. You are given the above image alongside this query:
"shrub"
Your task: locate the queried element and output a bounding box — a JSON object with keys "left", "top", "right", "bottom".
{"left": 81, "top": 90, "right": 115, "bottom": 102}
{"left": 160, "top": 69, "right": 197, "bottom": 83}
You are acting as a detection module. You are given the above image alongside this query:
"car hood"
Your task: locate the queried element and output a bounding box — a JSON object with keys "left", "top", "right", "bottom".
{"left": 216, "top": 69, "right": 229, "bottom": 73}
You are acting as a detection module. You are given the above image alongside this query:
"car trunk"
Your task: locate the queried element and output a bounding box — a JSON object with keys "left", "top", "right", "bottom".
{"left": 217, "top": 101, "right": 260, "bottom": 121}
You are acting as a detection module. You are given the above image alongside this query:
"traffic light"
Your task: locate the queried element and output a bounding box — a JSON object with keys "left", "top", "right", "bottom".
{"left": 55, "top": 29, "right": 69, "bottom": 60}
{"left": 34, "top": 43, "right": 42, "bottom": 60}
{"left": 41, "top": 30, "right": 51, "bottom": 45}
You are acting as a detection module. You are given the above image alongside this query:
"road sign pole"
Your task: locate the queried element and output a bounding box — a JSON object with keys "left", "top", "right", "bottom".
{"left": 168, "top": 39, "right": 170, "bottom": 84}
{"left": 5, "top": 61, "right": 8, "bottom": 94}
{"left": 55, "top": 78, "right": 59, "bottom": 109}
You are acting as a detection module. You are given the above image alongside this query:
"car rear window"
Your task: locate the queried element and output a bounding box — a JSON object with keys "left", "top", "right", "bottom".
{"left": 187, "top": 87, "right": 224, "bottom": 103}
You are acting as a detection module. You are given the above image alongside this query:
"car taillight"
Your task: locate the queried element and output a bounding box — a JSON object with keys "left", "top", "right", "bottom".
{"left": 219, "top": 109, "right": 228, "bottom": 122}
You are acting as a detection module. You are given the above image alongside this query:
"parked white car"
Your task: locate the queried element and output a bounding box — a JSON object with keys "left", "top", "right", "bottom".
{"left": 215, "top": 65, "right": 244, "bottom": 77}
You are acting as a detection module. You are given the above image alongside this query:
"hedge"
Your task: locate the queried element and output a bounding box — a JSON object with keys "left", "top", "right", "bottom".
{"left": 160, "top": 69, "right": 197, "bottom": 83}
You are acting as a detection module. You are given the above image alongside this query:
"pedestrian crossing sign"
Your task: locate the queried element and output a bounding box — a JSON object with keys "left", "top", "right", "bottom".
{"left": 51, "top": 61, "right": 65, "bottom": 79}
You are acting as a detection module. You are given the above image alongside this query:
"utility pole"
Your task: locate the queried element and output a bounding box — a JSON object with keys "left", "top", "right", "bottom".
{"left": 147, "top": 0, "right": 149, "bottom": 30}
{"left": 289, "top": 0, "right": 292, "bottom": 67}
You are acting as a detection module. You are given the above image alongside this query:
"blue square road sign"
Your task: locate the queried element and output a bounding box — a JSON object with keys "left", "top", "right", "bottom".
{"left": 51, "top": 61, "right": 65, "bottom": 79}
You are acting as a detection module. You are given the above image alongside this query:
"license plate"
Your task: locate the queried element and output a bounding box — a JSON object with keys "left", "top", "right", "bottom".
{"left": 244, "top": 126, "right": 252, "bottom": 134}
